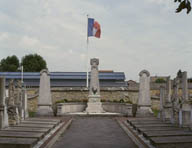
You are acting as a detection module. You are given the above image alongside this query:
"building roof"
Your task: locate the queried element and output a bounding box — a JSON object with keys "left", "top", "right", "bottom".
{"left": 0, "top": 72, "right": 127, "bottom": 87}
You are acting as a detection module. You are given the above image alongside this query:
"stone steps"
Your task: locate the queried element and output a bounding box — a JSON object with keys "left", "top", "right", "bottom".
{"left": 0, "top": 117, "right": 72, "bottom": 148}
{"left": 126, "top": 117, "right": 192, "bottom": 148}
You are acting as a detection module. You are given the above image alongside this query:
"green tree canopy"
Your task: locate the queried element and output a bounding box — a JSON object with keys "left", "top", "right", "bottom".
{"left": 0, "top": 55, "right": 19, "bottom": 72}
{"left": 175, "top": 0, "right": 191, "bottom": 14}
{"left": 21, "top": 54, "right": 47, "bottom": 72}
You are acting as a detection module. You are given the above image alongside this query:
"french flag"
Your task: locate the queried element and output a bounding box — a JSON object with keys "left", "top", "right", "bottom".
{"left": 88, "top": 18, "right": 101, "bottom": 38}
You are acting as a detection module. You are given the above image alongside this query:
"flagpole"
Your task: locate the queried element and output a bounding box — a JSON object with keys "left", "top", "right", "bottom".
{"left": 86, "top": 14, "right": 89, "bottom": 88}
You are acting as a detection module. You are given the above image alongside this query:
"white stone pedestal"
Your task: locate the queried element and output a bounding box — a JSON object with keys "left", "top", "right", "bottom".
{"left": 86, "top": 95, "right": 104, "bottom": 113}
{"left": 36, "top": 105, "right": 53, "bottom": 116}
{"left": 137, "top": 106, "right": 153, "bottom": 117}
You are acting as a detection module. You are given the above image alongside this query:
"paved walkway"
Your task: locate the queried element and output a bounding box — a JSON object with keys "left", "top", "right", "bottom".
{"left": 53, "top": 117, "right": 137, "bottom": 148}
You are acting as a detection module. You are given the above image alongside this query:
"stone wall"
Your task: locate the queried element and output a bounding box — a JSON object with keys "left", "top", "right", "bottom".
{"left": 57, "top": 102, "right": 132, "bottom": 116}
{"left": 26, "top": 86, "right": 192, "bottom": 113}
{"left": 27, "top": 87, "right": 138, "bottom": 112}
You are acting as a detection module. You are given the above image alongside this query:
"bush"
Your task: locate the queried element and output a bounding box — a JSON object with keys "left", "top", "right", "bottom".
{"left": 155, "top": 78, "right": 166, "bottom": 83}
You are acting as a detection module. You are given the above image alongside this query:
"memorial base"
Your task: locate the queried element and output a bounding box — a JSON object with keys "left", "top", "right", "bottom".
{"left": 86, "top": 95, "right": 104, "bottom": 113}
{"left": 36, "top": 105, "right": 53, "bottom": 116}
{"left": 136, "top": 106, "right": 153, "bottom": 117}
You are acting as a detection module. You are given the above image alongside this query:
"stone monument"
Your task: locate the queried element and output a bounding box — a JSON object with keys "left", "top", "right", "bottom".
{"left": 162, "top": 76, "right": 172, "bottom": 120}
{"left": 0, "top": 77, "right": 9, "bottom": 129}
{"left": 7, "top": 79, "right": 19, "bottom": 125}
{"left": 22, "top": 88, "right": 28, "bottom": 119}
{"left": 137, "top": 70, "right": 153, "bottom": 116}
{"left": 15, "top": 80, "right": 23, "bottom": 121}
{"left": 86, "top": 58, "right": 104, "bottom": 113}
{"left": 36, "top": 69, "right": 53, "bottom": 116}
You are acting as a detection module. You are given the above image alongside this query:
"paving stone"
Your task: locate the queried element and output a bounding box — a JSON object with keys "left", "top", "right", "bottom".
{"left": 53, "top": 117, "right": 137, "bottom": 148}
{"left": 0, "top": 137, "right": 37, "bottom": 148}
{"left": 150, "top": 136, "right": 192, "bottom": 148}
{"left": 143, "top": 130, "right": 192, "bottom": 138}
{"left": 13, "top": 123, "right": 54, "bottom": 128}
{"left": 0, "top": 131, "right": 44, "bottom": 140}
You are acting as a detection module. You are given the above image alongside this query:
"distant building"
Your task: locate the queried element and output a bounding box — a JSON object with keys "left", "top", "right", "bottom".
{"left": 0, "top": 71, "right": 127, "bottom": 88}
{"left": 150, "top": 76, "right": 168, "bottom": 83}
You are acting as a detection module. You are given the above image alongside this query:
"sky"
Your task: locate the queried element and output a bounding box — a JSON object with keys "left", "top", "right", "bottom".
{"left": 0, "top": 0, "right": 192, "bottom": 81}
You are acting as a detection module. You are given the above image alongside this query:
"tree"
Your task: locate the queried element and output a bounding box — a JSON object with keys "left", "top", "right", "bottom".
{"left": 155, "top": 78, "right": 166, "bottom": 83}
{"left": 175, "top": 0, "right": 191, "bottom": 14}
{"left": 0, "top": 55, "right": 19, "bottom": 72}
{"left": 21, "top": 54, "right": 47, "bottom": 72}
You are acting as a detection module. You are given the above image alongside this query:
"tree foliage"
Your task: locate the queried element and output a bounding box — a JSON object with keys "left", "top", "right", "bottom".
{"left": 0, "top": 55, "right": 19, "bottom": 72}
{"left": 21, "top": 54, "right": 47, "bottom": 72}
{"left": 175, "top": 0, "right": 191, "bottom": 14}
{"left": 155, "top": 78, "right": 166, "bottom": 83}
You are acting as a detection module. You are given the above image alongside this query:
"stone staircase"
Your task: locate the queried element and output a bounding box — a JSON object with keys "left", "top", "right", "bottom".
{"left": 0, "top": 117, "right": 72, "bottom": 148}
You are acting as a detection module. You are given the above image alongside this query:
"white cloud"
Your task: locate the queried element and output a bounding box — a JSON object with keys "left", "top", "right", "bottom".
{"left": 0, "top": 0, "right": 192, "bottom": 81}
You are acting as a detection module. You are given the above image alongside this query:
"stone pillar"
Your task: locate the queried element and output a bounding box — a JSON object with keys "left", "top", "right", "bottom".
{"left": 86, "top": 58, "right": 104, "bottom": 113}
{"left": 7, "top": 79, "right": 19, "bottom": 125}
{"left": 171, "top": 78, "right": 180, "bottom": 124}
{"left": 162, "top": 76, "right": 172, "bottom": 120}
{"left": 15, "top": 80, "right": 23, "bottom": 121}
{"left": 137, "top": 70, "right": 153, "bottom": 116}
{"left": 0, "top": 77, "right": 9, "bottom": 129}
{"left": 36, "top": 69, "right": 53, "bottom": 116}
{"left": 182, "top": 71, "right": 188, "bottom": 101}
{"left": 22, "top": 88, "right": 28, "bottom": 119}
{"left": 181, "top": 71, "right": 191, "bottom": 127}
{"left": 166, "top": 76, "right": 171, "bottom": 103}
{"left": 159, "top": 86, "right": 165, "bottom": 121}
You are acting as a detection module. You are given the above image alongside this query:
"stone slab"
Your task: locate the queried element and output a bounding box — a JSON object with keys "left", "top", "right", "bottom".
{"left": 127, "top": 118, "right": 160, "bottom": 123}
{"left": 137, "top": 127, "right": 186, "bottom": 133}
{"left": 13, "top": 123, "right": 54, "bottom": 128}
{"left": 129, "top": 121, "right": 167, "bottom": 126}
{"left": 25, "top": 118, "right": 60, "bottom": 122}
{"left": 150, "top": 136, "right": 192, "bottom": 148}
{"left": 143, "top": 130, "right": 192, "bottom": 138}
{"left": 21, "top": 120, "right": 58, "bottom": 125}
{"left": 0, "top": 131, "right": 44, "bottom": 140}
{"left": 133, "top": 123, "right": 174, "bottom": 129}
{"left": 1, "top": 127, "right": 50, "bottom": 133}
{"left": 0, "top": 137, "right": 37, "bottom": 148}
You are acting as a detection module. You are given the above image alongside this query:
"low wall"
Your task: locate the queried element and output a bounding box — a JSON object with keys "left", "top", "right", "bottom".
{"left": 57, "top": 102, "right": 132, "bottom": 116}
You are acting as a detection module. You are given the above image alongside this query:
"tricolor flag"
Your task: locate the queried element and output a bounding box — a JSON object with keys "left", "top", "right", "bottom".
{"left": 87, "top": 18, "right": 101, "bottom": 38}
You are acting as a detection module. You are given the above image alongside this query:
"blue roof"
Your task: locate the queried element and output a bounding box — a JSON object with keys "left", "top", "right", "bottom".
{"left": 0, "top": 72, "right": 127, "bottom": 87}
{"left": 0, "top": 72, "right": 125, "bottom": 80}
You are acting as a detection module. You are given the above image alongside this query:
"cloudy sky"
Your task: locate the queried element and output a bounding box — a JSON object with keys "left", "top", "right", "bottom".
{"left": 0, "top": 0, "right": 191, "bottom": 81}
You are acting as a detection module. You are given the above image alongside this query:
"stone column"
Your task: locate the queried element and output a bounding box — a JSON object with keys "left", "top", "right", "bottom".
{"left": 7, "top": 79, "right": 19, "bottom": 125}
{"left": 159, "top": 86, "right": 165, "bottom": 121}
{"left": 162, "top": 76, "right": 172, "bottom": 120}
{"left": 182, "top": 71, "right": 188, "bottom": 101}
{"left": 15, "top": 80, "right": 23, "bottom": 121}
{"left": 137, "top": 70, "right": 153, "bottom": 116}
{"left": 22, "top": 88, "right": 28, "bottom": 119}
{"left": 0, "top": 77, "right": 9, "bottom": 129}
{"left": 36, "top": 69, "right": 53, "bottom": 116}
{"left": 86, "top": 58, "right": 104, "bottom": 113}
{"left": 181, "top": 71, "right": 191, "bottom": 127}
{"left": 166, "top": 76, "right": 172, "bottom": 103}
